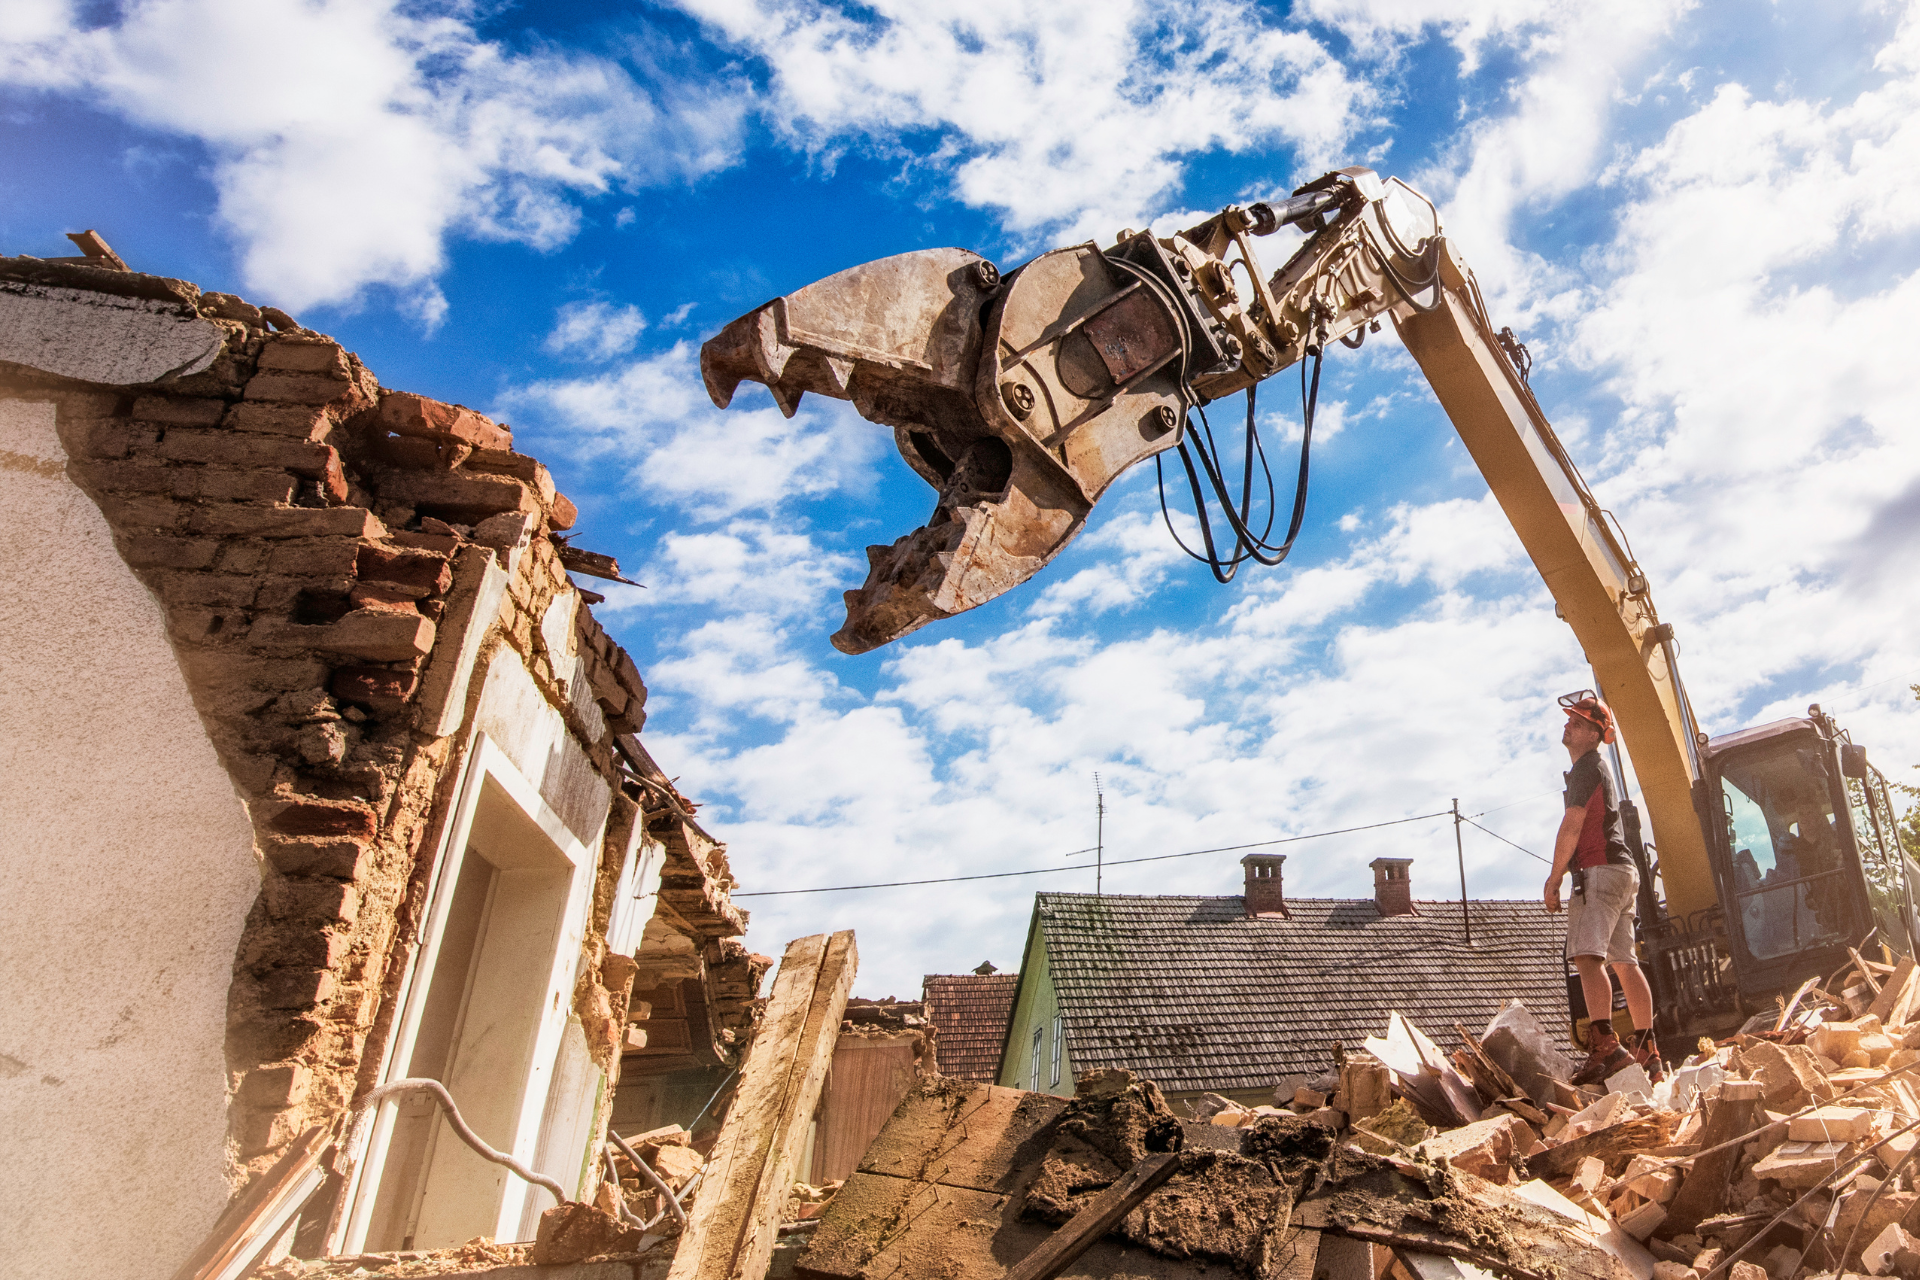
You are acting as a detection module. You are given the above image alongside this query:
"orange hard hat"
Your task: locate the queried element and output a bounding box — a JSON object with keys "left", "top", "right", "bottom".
{"left": 1558, "top": 689, "right": 1616, "bottom": 743}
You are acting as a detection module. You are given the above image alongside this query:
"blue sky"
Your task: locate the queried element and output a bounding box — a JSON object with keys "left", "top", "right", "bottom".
{"left": 9, "top": 0, "right": 1920, "bottom": 997}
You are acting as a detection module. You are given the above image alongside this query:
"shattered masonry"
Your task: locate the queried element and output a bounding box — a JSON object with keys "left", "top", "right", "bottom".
{"left": 0, "top": 252, "right": 768, "bottom": 1207}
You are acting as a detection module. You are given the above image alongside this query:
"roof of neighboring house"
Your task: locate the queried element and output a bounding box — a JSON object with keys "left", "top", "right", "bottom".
{"left": 1030, "top": 892, "right": 1570, "bottom": 1095}
{"left": 922, "top": 973, "right": 1021, "bottom": 1082}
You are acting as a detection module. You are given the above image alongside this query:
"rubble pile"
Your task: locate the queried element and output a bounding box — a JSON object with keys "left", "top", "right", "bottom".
{"left": 1162, "top": 971, "right": 1920, "bottom": 1280}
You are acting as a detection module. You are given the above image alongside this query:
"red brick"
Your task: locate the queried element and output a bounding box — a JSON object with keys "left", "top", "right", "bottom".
{"left": 270, "top": 609, "right": 437, "bottom": 662}
{"left": 238, "top": 922, "right": 351, "bottom": 973}
{"left": 349, "top": 584, "right": 423, "bottom": 612}
{"left": 265, "top": 537, "right": 361, "bottom": 578}
{"left": 154, "top": 571, "right": 260, "bottom": 610}
{"left": 257, "top": 338, "right": 350, "bottom": 377}
{"left": 74, "top": 460, "right": 176, "bottom": 493}
{"left": 380, "top": 469, "right": 536, "bottom": 524}
{"left": 373, "top": 434, "right": 471, "bottom": 471}
{"left": 190, "top": 468, "right": 300, "bottom": 504}
{"left": 256, "top": 968, "right": 337, "bottom": 1011}
{"left": 264, "top": 836, "right": 372, "bottom": 881}
{"left": 263, "top": 875, "right": 361, "bottom": 926}
{"left": 380, "top": 391, "right": 512, "bottom": 451}
{"left": 318, "top": 448, "right": 348, "bottom": 504}
{"left": 268, "top": 802, "right": 377, "bottom": 841}
{"left": 116, "top": 534, "right": 220, "bottom": 570}
{"left": 156, "top": 429, "right": 331, "bottom": 471}
{"left": 550, "top": 492, "right": 578, "bottom": 531}
{"left": 130, "top": 394, "right": 227, "bottom": 426}
{"left": 187, "top": 505, "right": 384, "bottom": 540}
{"left": 244, "top": 372, "right": 356, "bottom": 405}
{"left": 356, "top": 545, "right": 452, "bottom": 594}
{"left": 238, "top": 1062, "right": 314, "bottom": 1110}
{"left": 223, "top": 402, "right": 334, "bottom": 440}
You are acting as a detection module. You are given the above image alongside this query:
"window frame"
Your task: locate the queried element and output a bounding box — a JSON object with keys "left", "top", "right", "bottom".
{"left": 334, "top": 734, "right": 603, "bottom": 1253}
{"left": 1030, "top": 1024, "right": 1043, "bottom": 1093}
{"left": 1049, "top": 1014, "right": 1062, "bottom": 1087}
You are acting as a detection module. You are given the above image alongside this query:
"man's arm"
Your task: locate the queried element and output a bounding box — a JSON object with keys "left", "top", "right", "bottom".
{"left": 1544, "top": 808, "right": 1584, "bottom": 913}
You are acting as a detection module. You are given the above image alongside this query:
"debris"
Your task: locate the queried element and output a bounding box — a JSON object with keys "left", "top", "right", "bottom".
{"left": 1004, "top": 1151, "right": 1181, "bottom": 1280}
{"left": 530, "top": 1202, "right": 646, "bottom": 1266}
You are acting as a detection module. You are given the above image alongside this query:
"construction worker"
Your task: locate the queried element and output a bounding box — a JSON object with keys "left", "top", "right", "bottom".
{"left": 1543, "top": 691, "right": 1665, "bottom": 1085}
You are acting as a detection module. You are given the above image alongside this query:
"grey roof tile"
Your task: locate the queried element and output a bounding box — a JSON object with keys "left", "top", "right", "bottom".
{"left": 1036, "top": 893, "right": 1570, "bottom": 1095}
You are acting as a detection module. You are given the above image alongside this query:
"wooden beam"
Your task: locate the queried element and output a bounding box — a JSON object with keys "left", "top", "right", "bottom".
{"left": 1003, "top": 1152, "right": 1181, "bottom": 1280}
{"left": 1850, "top": 947, "right": 1885, "bottom": 997}
{"left": 1664, "top": 1080, "right": 1762, "bottom": 1233}
{"left": 666, "top": 931, "right": 856, "bottom": 1280}
{"left": 1870, "top": 956, "right": 1918, "bottom": 1024}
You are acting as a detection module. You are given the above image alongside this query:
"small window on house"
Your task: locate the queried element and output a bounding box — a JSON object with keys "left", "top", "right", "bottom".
{"left": 1030, "top": 1025, "right": 1043, "bottom": 1093}
{"left": 1050, "top": 1014, "right": 1062, "bottom": 1087}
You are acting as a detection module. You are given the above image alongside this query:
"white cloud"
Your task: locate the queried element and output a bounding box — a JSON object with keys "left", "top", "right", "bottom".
{"left": 546, "top": 300, "right": 648, "bottom": 361}
{"left": 0, "top": 0, "right": 745, "bottom": 313}
{"left": 506, "top": 342, "right": 883, "bottom": 522}
{"left": 668, "top": 0, "right": 1378, "bottom": 243}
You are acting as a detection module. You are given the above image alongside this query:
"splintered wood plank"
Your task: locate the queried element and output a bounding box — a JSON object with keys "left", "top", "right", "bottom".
{"left": 1871, "top": 956, "right": 1919, "bottom": 1023}
{"left": 1004, "top": 1153, "right": 1180, "bottom": 1280}
{"left": 731, "top": 930, "right": 856, "bottom": 1280}
{"left": 668, "top": 931, "right": 854, "bottom": 1280}
{"left": 856, "top": 1080, "right": 1069, "bottom": 1195}
{"left": 1658, "top": 1081, "right": 1761, "bottom": 1233}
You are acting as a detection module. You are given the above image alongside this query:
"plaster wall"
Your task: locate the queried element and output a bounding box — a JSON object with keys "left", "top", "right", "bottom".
{"left": 0, "top": 397, "right": 261, "bottom": 1279}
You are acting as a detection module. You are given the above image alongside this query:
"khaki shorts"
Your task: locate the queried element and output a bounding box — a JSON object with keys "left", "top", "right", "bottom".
{"left": 1566, "top": 863, "right": 1639, "bottom": 963}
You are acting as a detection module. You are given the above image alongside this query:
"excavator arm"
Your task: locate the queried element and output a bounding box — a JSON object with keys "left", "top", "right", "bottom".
{"left": 700, "top": 166, "right": 1717, "bottom": 923}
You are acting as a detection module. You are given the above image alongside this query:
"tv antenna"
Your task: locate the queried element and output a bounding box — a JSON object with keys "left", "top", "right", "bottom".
{"left": 1094, "top": 773, "right": 1105, "bottom": 896}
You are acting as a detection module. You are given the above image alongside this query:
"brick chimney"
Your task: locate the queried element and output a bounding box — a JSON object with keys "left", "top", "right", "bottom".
{"left": 1370, "top": 857, "right": 1416, "bottom": 917}
{"left": 1242, "top": 854, "right": 1289, "bottom": 918}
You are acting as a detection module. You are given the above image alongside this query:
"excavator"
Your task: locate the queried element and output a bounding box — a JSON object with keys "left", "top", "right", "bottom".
{"left": 697, "top": 165, "right": 1918, "bottom": 1042}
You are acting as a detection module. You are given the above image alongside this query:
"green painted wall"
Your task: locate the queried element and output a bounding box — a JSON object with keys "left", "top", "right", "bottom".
{"left": 996, "top": 919, "right": 1074, "bottom": 1095}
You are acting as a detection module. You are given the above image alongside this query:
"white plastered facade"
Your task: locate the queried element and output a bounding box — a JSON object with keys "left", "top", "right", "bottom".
{"left": 0, "top": 397, "right": 262, "bottom": 1280}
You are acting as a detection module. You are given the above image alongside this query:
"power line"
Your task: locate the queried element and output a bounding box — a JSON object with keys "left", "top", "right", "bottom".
{"left": 732, "top": 810, "right": 1452, "bottom": 898}
{"left": 1459, "top": 815, "right": 1552, "bottom": 865}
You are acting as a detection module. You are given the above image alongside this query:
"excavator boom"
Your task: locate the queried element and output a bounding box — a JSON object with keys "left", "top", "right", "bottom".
{"left": 702, "top": 166, "right": 1715, "bottom": 920}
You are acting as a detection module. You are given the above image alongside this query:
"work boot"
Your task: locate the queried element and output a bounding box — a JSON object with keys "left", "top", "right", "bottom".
{"left": 1570, "top": 1025, "right": 1633, "bottom": 1086}
{"left": 1630, "top": 1029, "right": 1666, "bottom": 1084}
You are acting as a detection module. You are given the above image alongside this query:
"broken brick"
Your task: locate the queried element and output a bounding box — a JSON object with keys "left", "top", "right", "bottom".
{"left": 238, "top": 1062, "right": 314, "bottom": 1111}
{"left": 243, "top": 371, "right": 354, "bottom": 405}
{"left": 263, "top": 877, "right": 361, "bottom": 927}
{"left": 379, "top": 391, "right": 512, "bottom": 451}
{"left": 356, "top": 544, "right": 452, "bottom": 595}
{"left": 257, "top": 338, "right": 350, "bottom": 378}
{"left": 187, "top": 505, "right": 384, "bottom": 540}
{"left": 256, "top": 967, "right": 337, "bottom": 1011}
{"left": 268, "top": 801, "right": 377, "bottom": 841}
{"left": 222, "top": 402, "right": 334, "bottom": 440}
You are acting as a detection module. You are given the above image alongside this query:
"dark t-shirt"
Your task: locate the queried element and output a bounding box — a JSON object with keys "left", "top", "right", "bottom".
{"left": 1563, "top": 749, "right": 1631, "bottom": 869}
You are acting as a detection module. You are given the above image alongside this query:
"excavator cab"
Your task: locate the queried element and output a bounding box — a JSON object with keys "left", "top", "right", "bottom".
{"left": 1647, "top": 707, "right": 1919, "bottom": 1034}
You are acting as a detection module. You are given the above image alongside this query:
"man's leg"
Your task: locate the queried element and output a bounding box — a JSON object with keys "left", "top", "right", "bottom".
{"left": 1611, "top": 960, "right": 1654, "bottom": 1030}
{"left": 1573, "top": 954, "right": 1616, "bottom": 1039}
{"left": 1569, "top": 952, "right": 1633, "bottom": 1085}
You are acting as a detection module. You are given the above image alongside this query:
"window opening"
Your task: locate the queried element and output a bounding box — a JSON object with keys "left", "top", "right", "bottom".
{"left": 340, "top": 741, "right": 601, "bottom": 1255}
{"left": 1030, "top": 1025, "right": 1043, "bottom": 1093}
{"left": 1049, "top": 1015, "right": 1062, "bottom": 1087}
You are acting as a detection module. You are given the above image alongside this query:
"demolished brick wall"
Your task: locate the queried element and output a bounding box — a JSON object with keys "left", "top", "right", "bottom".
{"left": 0, "top": 256, "right": 753, "bottom": 1188}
